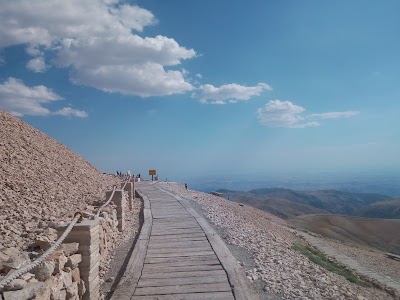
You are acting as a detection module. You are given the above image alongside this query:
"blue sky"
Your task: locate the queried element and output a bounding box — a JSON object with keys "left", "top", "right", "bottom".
{"left": 1, "top": 0, "right": 399, "bottom": 181}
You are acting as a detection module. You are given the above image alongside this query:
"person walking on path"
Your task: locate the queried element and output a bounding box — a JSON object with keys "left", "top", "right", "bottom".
{"left": 185, "top": 183, "right": 188, "bottom": 190}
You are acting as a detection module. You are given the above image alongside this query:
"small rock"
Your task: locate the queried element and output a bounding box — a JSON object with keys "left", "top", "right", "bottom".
{"left": 33, "top": 260, "right": 55, "bottom": 281}
{"left": 4, "top": 278, "right": 27, "bottom": 291}
{"left": 65, "top": 254, "right": 82, "bottom": 269}
{"left": 60, "top": 243, "right": 79, "bottom": 256}
{"left": 78, "top": 279, "right": 86, "bottom": 297}
{"left": 66, "top": 281, "right": 78, "bottom": 299}
{"left": 2, "top": 252, "right": 30, "bottom": 273}
{"left": 71, "top": 267, "right": 80, "bottom": 283}
{"left": 2, "top": 282, "right": 44, "bottom": 300}
{"left": 61, "top": 269, "right": 73, "bottom": 288}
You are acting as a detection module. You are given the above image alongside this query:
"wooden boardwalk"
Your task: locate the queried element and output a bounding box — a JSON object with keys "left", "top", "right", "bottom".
{"left": 132, "top": 183, "right": 234, "bottom": 299}
{"left": 110, "top": 182, "right": 259, "bottom": 300}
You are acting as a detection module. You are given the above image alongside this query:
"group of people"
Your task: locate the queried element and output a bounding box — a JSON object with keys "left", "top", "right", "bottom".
{"left": 114, "top": 171, "right": 187, "bottom": 189}
{"left": 115, "top": 171, "right": 140, "bottom": 178}
{"left": 115, "top": 171, "right": 129, "bottom": 176}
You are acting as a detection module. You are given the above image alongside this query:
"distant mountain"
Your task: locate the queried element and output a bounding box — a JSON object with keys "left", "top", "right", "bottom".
{"left": 356, "top": 199, "right": 400, "bottom": 219}
{"left": 218, "top": 188, "right": 391, "bottom": 219}
{"left": 289, "top": 214, "right": 400, "bottom": 254}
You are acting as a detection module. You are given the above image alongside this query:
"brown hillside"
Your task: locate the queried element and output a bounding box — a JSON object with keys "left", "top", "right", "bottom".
{"left": 0, "top": 109, "right": 118, "bottom": 250}
{"left": 289, "top": 214, "right": 400, "bottom": 254}
{"left": 357, "top": 199, "right": 400, "bottom": 219}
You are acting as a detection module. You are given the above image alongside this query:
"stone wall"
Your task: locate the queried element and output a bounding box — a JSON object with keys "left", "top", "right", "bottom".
{"left": 0, "top": 242, "right": 85, "bottom": 300}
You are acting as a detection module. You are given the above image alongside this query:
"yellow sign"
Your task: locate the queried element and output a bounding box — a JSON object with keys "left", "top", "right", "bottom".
{"left": 149, "top": 170, "right": 156, "bottom": 175}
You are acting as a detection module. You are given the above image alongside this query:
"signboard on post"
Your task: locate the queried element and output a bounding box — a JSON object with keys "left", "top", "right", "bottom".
{"left": 149, "top": 169, "right": 156, "bottom": 181}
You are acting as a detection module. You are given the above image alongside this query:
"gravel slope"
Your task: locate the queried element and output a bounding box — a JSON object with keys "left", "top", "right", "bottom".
{"left": 0, "top": 109, "right": 119, "bottom": 250}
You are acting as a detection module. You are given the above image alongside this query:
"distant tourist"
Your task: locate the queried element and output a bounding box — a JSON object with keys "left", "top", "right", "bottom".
{"left": 185, "top": 183, "right": 187, "bottom": 190}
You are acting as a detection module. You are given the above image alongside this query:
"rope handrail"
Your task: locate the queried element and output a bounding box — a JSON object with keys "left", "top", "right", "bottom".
{"left": 121, "top": 175, "right": 130, "bottom": 190}
{"left": 94, "top": 185, "right": 117, "bottom": 219}
{"left": 94, "top": 175, "right": 129, "bottom": 219}
{"left": 0, "top": 174, "right": 131, "bottom": 290}
{"left": 0, "top": 212, "right": 82, "bottom": 291}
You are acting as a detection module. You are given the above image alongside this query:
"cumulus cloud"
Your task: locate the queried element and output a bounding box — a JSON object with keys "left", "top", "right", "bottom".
{"left": 194, "top": 83, "right": 272, "bottom": 104}
{"left": 26, "top": 56, "right": 46, "bottom": 72}
{"left": 0, "top": 77, "right": 87, "bottom": 117}
{"left": 257, "top": 100, "right": 358, "bottom": 128}
{"left": 0, "top": 0, "right": 195, "bottom": 97}
{"left": 53, "top": 107, "right": 88, "bottom": 118}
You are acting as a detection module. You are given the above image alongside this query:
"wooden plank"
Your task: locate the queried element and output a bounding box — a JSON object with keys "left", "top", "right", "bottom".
{"left": 151, "top": 229, "right": 204, "bottom": 236}
{"left": 152, "top": 225, "right": 200, "bottom": 230}
{"left": 145, "top": 250, "right": 214, "bottom": 258}
{"left": 134, "top": 282, "right": 232, "bottom": 296}
{"left": 149, "top": 235, "right": 207, "bottom": 243}
{"left": 153, "top": 216, "right": 193, "bottom": 220}
{"left": 152, "top": 221, "right": 199, "bottom": 226}
{"left": 151, "top": 222, "right": 198, "bottom": 227}
{"left": 148, "top": 241, "right": 210, "bottom": 249}
{"left": 140, "top": 269, "right": 226, "bottom": 279}
{"left": 176, "top": 197, "right": 259, "bottom": 300}
{"left": 146, "top": 247, "right": 212, "bottom": 255}
{"left": 137, "top": 275, "right": 228, "bottom": 287}
{"left": 142, "top": 264, "right": 223, "bottom": 274}
{"left": 144, "top": 259, "right": 220, "bottom": 269}
{"left": 145, "top": 254, "right": 218, "bottom": 264}
{"left": 132, "top": 291, "right": 234, "bottom": 300}
{"left": 152, "top": 218, "right": 196, "bottom": 223}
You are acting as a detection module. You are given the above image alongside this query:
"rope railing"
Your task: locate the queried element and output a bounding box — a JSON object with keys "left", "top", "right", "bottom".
{"left": 0, "top": 212, "right": 82, "bottom": 291}
{"left": 121, "top": 175, "right": 130, "bottom": 190}
{"left": 94, "top": 185, "right": 117, "bottom": 219}
{"left": 0, "top": 174, "right": 131, "bottom": 291}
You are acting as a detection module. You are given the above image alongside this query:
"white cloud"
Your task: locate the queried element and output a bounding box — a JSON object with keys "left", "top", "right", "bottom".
{"left": 257, "top": 100, "right": 358, "bottom": 128}
{"left": 195, "top": 73, "right": 202, "bottom": 79}
{"left": 0, "top": 77, "right": 87, "bottom": 117}
{"left": 194, "top": 82, "right": 272, "bottom": 104}
{"left": 307, "top": 111, "right": 360, "bottom": 119}
{"left": 26, "top": 56, "right": 46, "bottom": 72}
{"left": 53, "top": 107, "right": 87, "bottom": 118}
{"left": 0, "top": 0, "right": 195, "bottom": 97}
{"left": 70, "top": 63, "right": 193, "bottom": 97}
{"left": 257, "top": 100, "right": 318, "bottom": 128}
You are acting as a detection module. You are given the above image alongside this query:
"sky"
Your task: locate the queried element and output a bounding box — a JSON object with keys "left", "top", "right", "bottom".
{"left": 0, "top": 0, "right": 400, "bottom": 182}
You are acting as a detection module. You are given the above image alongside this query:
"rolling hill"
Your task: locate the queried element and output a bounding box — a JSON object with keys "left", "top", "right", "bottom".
{"left": 289, "top": 214, "right": 400, "bottom": 254}
{"left": 357, "top": 199, "right": 400, "bottom": 219}
{"left": 218, "top": 188, "right": 391, "bottom": 218}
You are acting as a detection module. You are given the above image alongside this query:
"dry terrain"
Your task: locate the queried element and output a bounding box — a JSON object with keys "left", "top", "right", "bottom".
{"left": 357, "top": 199, "right": 400, "bottom": 219}
{"left": 0, "top": 109, "right": 119, "bottom": 250}
{"left": 289, "top": 214, "right": 400, "bottom": 254}
{"left": 161, "top": 182, "right": 397, "bottom": 300}
{"left": 221, "top": 188, "right": 390, "bottom": 218}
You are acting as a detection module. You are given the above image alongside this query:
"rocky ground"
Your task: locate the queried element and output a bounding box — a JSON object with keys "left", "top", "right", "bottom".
{"left": 0, "top": 109, "right": 119, "bottom": 251}
{"left": 0, "top": 109, "right": 142, "bottom": 298}
{"left": 323, "top": 238, "right": 400, "bottom": 283}
{"left": 160, "top": 182, "right": 397, "bottom": 300}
